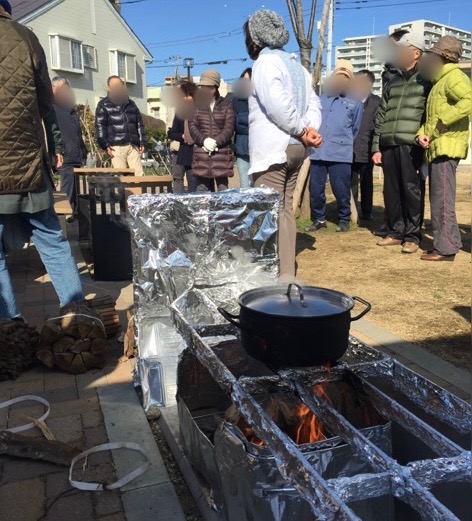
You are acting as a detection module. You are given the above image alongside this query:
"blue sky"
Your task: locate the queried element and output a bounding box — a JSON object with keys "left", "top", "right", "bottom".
{"left": 121, "top": 0, "right": 472, "bottom": 86}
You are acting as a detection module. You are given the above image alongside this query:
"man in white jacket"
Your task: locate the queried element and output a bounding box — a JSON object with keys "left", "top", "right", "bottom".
{"left": 245, "top": 9, "right": 322, "bottom": 279}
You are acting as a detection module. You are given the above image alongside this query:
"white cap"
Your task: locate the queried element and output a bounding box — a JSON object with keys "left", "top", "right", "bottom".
{"left": 395, "top": 32, "right": 425, "bottom": 52}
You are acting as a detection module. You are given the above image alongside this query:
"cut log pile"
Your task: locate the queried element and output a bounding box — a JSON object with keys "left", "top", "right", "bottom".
{"left": 0, "top": 320, "right": 40, "bottom": 381}
{"left": 88, "top": 295, "right": 120, "bottom": 338}
{"left": 37, "top": 301, "right": 107, "bottom": 375}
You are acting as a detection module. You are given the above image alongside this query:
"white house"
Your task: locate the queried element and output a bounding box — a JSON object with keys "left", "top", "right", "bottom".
{"left": 12, "top": 0, "right": 153, "bottom": 112}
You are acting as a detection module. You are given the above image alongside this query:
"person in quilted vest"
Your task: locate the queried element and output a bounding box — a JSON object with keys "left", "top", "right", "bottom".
{"left": 372, "top": 32, "right": 431, "bottom": 254}
{"left": 0, "top": 2, "right": 84, "bottom": 319}
{"left": 189, "top": 69, "right": 235, "bottom": 192}
{"left": 416, "top": 36, "right": 471, "bottom": 261}
{"left": 95, "top": 76, "right": 146, "bottom": 175}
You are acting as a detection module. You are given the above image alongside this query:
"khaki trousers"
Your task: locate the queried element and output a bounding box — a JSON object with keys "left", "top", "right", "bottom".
{"left": 253, "top": 144, "right": 305, "bottom": 278}
{"left": 111, "top": 144, "right": 144, "bottom": 175}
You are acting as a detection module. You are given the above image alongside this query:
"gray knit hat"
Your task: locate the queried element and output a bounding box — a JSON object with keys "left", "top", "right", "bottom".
{"left": 248, "top": 9, "right": 290, "bottom": 49}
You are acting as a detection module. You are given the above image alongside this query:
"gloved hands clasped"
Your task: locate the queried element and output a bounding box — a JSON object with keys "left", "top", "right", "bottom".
{"left": 203, "top": 137, "right": 218, "bottom": 155}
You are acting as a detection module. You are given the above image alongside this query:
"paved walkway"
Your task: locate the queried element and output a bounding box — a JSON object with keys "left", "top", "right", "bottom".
{"left": 0, "top": 222, "right": 186, "bottom": 521}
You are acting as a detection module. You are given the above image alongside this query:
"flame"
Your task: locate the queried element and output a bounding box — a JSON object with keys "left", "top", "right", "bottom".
{"left": 242, "top": 364, "right": 334, "bottom": 446}
{"left": 292, "top": 365, "right": 334, "bottom": 444}
{"left": 293, "top": 403, "right": 326, "bottom": 444}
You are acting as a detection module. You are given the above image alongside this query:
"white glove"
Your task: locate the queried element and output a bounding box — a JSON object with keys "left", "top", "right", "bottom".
{"left": 203, "top": 137, "right": 218, "bottom": 152}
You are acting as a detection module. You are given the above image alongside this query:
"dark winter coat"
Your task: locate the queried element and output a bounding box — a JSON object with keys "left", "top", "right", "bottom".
{"left": 381, "top": 64, "right": 400, "bottom": 92}
{"left": 54, "top": 102, "right": 87, "bottom": 166}
{"left": 189, "top": 97, "right": 235, "bottom": 179}
{"left": 372, "top": 67, "right": 431, "bottom": 153}
{"left": 0, "top": 8, "right": 57, "bottom": 194}
{"left": 168, "top": 115, "right": 194, "bottom": 167}
{"left": 232, "top": 96, "right": 249, "bottom": 159}
{"left": 353, "top": 93, "right": 381, "bottom": 163}
{"left": 95, "top": 96, "right": 145, "bottom": 150}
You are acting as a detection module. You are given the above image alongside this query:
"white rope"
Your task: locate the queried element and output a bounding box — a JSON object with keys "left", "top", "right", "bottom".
{"left": 1, "top": 395, "right": 51, "bottom": 433}
{"left": 44, "top": 313, "right": 106, "bottom": 334}
{"left": 69, "top": 442, "right": 151, "bottom": 491}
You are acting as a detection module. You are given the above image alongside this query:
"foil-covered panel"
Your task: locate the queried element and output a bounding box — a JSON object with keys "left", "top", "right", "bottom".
{"left": 128, "top": 188, "right": 280, "bottom": 321}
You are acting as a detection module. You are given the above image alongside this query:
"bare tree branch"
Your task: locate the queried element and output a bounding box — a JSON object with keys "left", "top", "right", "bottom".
{"left": 286, "top": 0, "right": 318, "bottom": 71}
{"left": 307, "top": 0, "right": 318, "bottom": 41}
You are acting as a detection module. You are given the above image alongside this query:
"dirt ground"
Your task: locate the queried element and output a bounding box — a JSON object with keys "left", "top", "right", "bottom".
{"left": 296, "top": 167, "right": 471, "bottom": 369}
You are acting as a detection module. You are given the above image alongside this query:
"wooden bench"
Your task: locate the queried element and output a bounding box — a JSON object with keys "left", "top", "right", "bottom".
{"left": 74, "top": 167, "right": 135, "bottom": 241}
{"left": 86, "top": 175, "right": 173, "bottom": 282}
{"left": 53, "top": 192, "right": 72, "bottom": 215}
{"left": 119, "top": 175, "right": 173, "bottom": 197}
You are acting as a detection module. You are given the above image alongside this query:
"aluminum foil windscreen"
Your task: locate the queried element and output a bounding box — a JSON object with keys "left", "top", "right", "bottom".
{"left": 128, "top": 188, "right": 280, "bottom": 407}
{"left": 128, "top": 188, "right": 280, "bottom": 320}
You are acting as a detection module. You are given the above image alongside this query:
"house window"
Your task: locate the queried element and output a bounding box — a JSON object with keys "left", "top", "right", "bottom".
{"left": 83, "top": 45, "right": 97, "bottom": 69}
{"left": 109, "top": 50, "right": 137, "bottom": 83}
{"left": 49, "top": 35, "right": 83, "bottom": 73}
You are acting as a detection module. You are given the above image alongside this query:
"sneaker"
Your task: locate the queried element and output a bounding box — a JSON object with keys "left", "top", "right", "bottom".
{"left": 402, "top": 241, "right": 419, "bottom": 254}
{"left": 336, "top": 221, "right": 350, "bottom": 233}
{"left": 11, "top": 315, "right": 27, "bottom": 324}
{"left": 377, "top": 236, "right": 402, "bottom": 246}
{"left": 306, "top": 220, "right": 327, "bottom": 233}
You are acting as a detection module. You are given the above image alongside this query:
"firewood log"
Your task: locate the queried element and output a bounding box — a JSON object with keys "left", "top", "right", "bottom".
{"left": 52, "top": 335, "right": 76, "bottom": 353}
{"left": 0, "top": 430, "right": 80, "bottom": 466}
{"left": 70, "top": 339, "right": 92, "bottom": 353}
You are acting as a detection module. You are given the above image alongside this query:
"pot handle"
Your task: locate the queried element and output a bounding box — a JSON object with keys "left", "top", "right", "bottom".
{"left": 350, "top": 296, "right": 372, "bottom": 321}
{"left": 218, "top": 307, "right": 242, "bottom": 328}
{"left": 285, "top": 283, "right": 307, "bottom": 308}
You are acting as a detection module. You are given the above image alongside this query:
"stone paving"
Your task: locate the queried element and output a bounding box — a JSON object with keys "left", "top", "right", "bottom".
{"left": 0, "top": 222, "right": 185, "bottom": 521}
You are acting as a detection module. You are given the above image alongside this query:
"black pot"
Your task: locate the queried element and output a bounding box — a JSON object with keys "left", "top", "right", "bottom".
{"left": 218, "top": 284, "right": 371, "bottom": 368}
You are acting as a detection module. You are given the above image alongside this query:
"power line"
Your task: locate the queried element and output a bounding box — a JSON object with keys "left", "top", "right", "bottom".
{"left": 143, "top": 6, "right": 323, "bottom": 49}
{"left": 147, "top": 57, "right": 248, "bottom": 69}
{"left": 335, "top": 0, "right": 445, "bottom": 9}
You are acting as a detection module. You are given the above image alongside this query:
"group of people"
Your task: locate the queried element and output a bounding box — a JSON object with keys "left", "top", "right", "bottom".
{"left": 0, "top": 0, "right": 470, "bottom": 321}
{"left": 167, "top": 9, "right": 470, "bottom": 277}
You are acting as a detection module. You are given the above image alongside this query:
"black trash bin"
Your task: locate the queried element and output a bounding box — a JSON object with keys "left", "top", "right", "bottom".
{"left": 88, "top": 176, "right": 132, "bottom": 281}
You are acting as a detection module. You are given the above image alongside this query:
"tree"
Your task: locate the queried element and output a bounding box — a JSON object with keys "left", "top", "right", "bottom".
{"left": 286, "top": 0, "right": 318, "bottom": 71}
{"left": 312, "top": 0, "right": 331, "bottom": 91}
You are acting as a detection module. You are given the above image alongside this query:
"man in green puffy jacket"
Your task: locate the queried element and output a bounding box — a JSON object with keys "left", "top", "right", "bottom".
{"left": 416, "top": 36, "right": 471, "bottom": 262}
{"left": 372, "top": 33, "right": 431, "bottom": 254}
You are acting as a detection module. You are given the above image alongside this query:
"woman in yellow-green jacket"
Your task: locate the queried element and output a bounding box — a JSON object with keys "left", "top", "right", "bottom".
{"left": 417, "top": 36, "right": 472, "bottom": 261}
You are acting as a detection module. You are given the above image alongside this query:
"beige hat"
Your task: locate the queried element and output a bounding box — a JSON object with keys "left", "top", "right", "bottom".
{"left": 198, "top": 69, "right": 221, "bottom": 88}
{"left": 427, "top": 35, "right": 463, "bottom": 63}
{"left": 395, "top": 32, "right": 425, "bottom": 52}
{"left": 333, "top": 60, "right": 353, "bottom": 79}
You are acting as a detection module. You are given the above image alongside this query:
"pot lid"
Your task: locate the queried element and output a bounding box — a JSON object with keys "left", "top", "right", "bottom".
{"left": 239, "top": 284, "right": 354, "bottom": 318}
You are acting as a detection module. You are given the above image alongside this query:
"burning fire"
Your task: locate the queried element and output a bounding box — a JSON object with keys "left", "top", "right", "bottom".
{"left": 239, "top": 376, "right": 333, "bottom": 447}
{"left": 292, "top": 380, "right": 331, "bottom": 444}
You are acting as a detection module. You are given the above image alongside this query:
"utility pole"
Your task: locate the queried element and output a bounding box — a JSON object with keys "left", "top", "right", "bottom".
{"left": 326, "top": 0, "right": 334, "bottom": 76}
{"left": 170, "top": 55, "right": 181, "bottom": 83}
{"left": 312, "top": 0, "right": 331, "bottom": 92}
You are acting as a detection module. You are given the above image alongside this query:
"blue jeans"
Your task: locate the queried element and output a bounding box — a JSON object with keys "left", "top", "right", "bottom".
{"left": 0, "top": 207, "right": 84, "bottom": 318}
{"left": 310, "top": 161, "right": 352, "bottom": 223}
{"left": 236, "top": 156, "right": 250, "bottom": 189}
